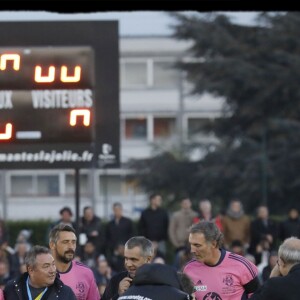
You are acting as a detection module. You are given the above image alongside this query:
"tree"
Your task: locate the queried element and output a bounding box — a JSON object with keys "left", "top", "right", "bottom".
{"left": 129, "top": 12, "right": 300, "bottom": 214}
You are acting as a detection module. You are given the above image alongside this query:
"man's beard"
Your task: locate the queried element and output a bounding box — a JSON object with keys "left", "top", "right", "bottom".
{"left": 57, "top": 250, "right": 74, "bottom": 264}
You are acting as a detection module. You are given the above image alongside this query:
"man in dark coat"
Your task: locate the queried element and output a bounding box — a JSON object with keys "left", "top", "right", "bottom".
{"left": 4, "top": 245, "right": 76, "bottom": 300}
{"left": 117, "top": 263, "right": 191, "bottom": 300}
{"left": 105, "top": 202, "right": 134, "bottom": 260}
{"left": 137, "top": 193, "right": 169, "bottom": 257}
{"left": 250, "top": 236, "right": 300, "bottom": 300}
{"left": 102, "top": 236, "right": 153, "bottom": 300}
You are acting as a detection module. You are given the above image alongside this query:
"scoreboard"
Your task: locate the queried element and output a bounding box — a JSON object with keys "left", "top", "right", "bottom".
{"left": 0, "top": 21, "right": 119, "bottom": 169}
{"left": 0, "top": 46, "right": 95, "bottom": 144}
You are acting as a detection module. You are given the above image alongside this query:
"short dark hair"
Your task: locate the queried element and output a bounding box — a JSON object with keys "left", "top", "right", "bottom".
{"left": 149, "top": 193, "right": 160, "bottom": 201}
{"left": 59, "top": 206, "right": 73, "bottom": 216}
{"left": 49, "top": 224, "right": 76, "bottom": 244}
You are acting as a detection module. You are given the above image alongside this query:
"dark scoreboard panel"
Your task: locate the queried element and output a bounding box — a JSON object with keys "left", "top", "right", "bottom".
{"left": 0, "top": 47, "right": 94, "bottom": 144}
{"left": 0, "top": 21, "right": 119, "bottom": 169}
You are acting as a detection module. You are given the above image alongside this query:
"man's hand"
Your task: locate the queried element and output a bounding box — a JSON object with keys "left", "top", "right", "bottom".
{"left": 118, "top": 277, "right": 132, "bottom": 295}
{"left": 270, "top": 264, "right": 281, "bottom": 278}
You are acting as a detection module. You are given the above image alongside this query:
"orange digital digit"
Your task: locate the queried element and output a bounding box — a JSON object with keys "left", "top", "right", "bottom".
{"left": 70, "top": 109, "right": 91, "bottom": 127}
{"left": 0, "top": 54, "right": 20, "bottom": 71}
{"left": 34, "top": 65, "right": 55, "bottom": 82}
{"left": 61, "top": 66, "right": 81, "bottom": 82}
{"left": 0, "top": 123, "right": 13, "bottom": 140}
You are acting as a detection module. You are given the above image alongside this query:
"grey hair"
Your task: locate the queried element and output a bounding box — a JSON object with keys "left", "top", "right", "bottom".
{"left": 125, "top": 236, "right": 154, "bottom": 257}
{"left": 189, "top": 221, "right": 224, "bottom": 248}
{"left": 279, "top": 236, "right": 300, "bottom": 265}
{"left": 25, "top": 245, "right": 51, "bottom": 269}
{"left": 49, "top": 224, "right": 76, "bottom": 244}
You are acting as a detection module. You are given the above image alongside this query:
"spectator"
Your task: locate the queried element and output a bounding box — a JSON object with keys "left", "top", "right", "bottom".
{"left": 183, "top": 221, "right": 260, "bottom": 300}
{"left": 118, "top": 263, "right": 190, "bottom": 300}
{"left": 80, "top": 240, "right": 98, "bottom": 269}
{"left": 248, "top": 205, "right": 278, "bottom": 265}
{"left": 176, "top": 245, "right": 193, "bottom": 271}
{"left": 0, "top": 219, "right": 9, "bottom": 247}
{"left": 0, "top": 259, "right": 11, "bottom": 288}
{"left": 279, "top": 207, "right": 300, "bottom": 242}
{"left": 47, "top": 206, "right": 76, "bottom": 241}
{"left": 168, "top": 197, "right": 197, "bottom": 267}
{"left": 4, "top": 245, "right": 76, "bottom": 299}
{"left": 249, "top": 236, "right": 300, "bottom": 299}
{"left": 222, "top": 198, "right": 251, "bottom": 250}
{"left": 105, "top": 202, "right": 134, "bottom": 259}
{"left": 79, "top": 206, "right": 105, "bottom": 255}
{"left": 193, "top": 199, "right": 214, "bottom": 223}
{"left": 260, "top": 250, "right": 278, "bottom": 284}
{"left": 49, "top": 224, "right": 100, "bottom": 300}
{"left": 230, "top": 239, "right": 246, "bottom": 256}
{"left": 109, "top": 243, "right": 126, "bottom": 273}
{"left": 137, "top": 193, "right": 169, "bottom": 257}
{"left": 10, "top": 241, "right": 31, "bottom": 277}
{"left": 93, "top": 256, "right": 114, "bottom": 297}
{"left": 102, "top": 236, "right": 154, "bottom": 300}
{"left": 168, "top": 197, "right": 197, "bottom": 253}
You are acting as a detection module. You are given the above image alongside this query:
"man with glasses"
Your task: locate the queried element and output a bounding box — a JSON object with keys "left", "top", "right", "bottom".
{"left": 250, "top": 236, "right": 300, "bottom": 299}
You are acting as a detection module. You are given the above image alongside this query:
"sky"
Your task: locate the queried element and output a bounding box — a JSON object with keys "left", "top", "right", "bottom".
{"left": 0, "top": 11, "right": 259, "bottom": 36}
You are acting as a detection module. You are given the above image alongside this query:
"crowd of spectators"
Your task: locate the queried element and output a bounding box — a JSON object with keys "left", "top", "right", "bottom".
{"left": 0, "top": 195, "right": 300, "bottom": 296}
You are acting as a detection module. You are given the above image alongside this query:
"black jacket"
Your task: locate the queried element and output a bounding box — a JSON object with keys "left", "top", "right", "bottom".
{"left": 117, "top": 264, "right": 190, "bottom": 300}
{"left": 4, "top": 272, "right": 77, "bottom": 300}
{"left": 105, "top": 216, "right": 134, "bottom": 255}
{"left": 250, "top": 263, "right": 300, "bottom": 300}
{"left": 102, "top": 270, "right": 129, "bottom": 300}
{"left": 138, "top": 207, "right": 169, "bottom": 241}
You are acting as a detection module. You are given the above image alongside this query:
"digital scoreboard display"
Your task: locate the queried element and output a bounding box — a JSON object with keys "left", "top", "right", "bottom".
{"left": 0, "top": 47, "right": 95, "bottom": 144}
{"left": 0, "top": 21, "right": 119, "bottom": 169}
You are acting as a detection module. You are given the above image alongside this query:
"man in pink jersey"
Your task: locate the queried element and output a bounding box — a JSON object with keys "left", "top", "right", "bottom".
{"left": 49, "top": 224, "right": 100, "bottom": 300}
{"left": 183, "top": 221, "right": 260, "bottom": 300}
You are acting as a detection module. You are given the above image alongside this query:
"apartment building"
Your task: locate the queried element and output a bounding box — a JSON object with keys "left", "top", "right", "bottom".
{"left": 0, "top": 35, "right": 223, "bottom": 221}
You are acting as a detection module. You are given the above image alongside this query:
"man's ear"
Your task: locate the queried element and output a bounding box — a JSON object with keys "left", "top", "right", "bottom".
{"left": 49, "top": 241, "right": 55, "bottom": 250}
{"left": 146, "top": 256, "right": 152, "bottom": 263}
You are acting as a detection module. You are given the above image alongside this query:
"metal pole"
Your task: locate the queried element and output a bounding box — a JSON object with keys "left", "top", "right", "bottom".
{"left": 75, "top": 167, "right": 80, "bottom": 233}
{"left": 177, "top": 71, "right": 184, "bottom": 152}
{"left": 0, "top": 171, "right": 7, "bottom": 220}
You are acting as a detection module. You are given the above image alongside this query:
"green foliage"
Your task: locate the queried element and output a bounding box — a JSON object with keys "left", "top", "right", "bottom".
{"left": 128, "top": 12, "right": 300, "bottom": 214}
{"left": 6, "top": 219, "right": 52, "bottom": 247}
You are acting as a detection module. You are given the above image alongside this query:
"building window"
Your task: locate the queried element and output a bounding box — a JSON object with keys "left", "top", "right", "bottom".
{"left": 125, "top": 118, "right": 147, "bottom": 140}
{"left": 153, "top": 61, "right": 178, "bottom": 88}
{"left": 11, "top": 175, "right": 33, "bottom": 196}
{"left": 37, "top": 175, "right": 59, "bottom": 196}
{"left": 121, "top": 61, "right": 147, "bottom": 88}
{"left": 10, "top": 174, "right": 59, "bottom": 196}
{"left": 154, "top": 117, "right": 176, "bottom": 139}
{"left": 65, "top": 173, "right": 89, "bottom": 196}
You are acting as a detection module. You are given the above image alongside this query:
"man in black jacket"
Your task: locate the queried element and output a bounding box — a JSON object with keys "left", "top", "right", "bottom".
{"left": 118, "top": 263, "right": 191, "bottom": 300}
{"left": 102, "top": 236, "right": 153, "bottom": 300}
{"left": 137, "top": 193, "right": 169, "bottom": 258}
{"left": 4, "top": 245, "right": 76, "bottom": 300}
{"left": 250, "top": 236, "right": 300, "bottom": 300}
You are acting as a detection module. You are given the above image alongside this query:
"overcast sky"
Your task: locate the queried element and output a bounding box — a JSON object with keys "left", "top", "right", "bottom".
{"left": 0, "top": 11, "right": 259, "bottom": 36}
